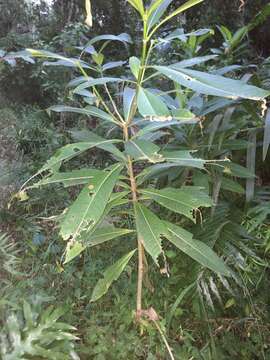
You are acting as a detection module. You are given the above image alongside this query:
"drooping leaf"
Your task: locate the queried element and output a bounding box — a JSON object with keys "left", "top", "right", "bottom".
{"left": 91, "top": 249, "right": 136, "bottom": 302}
{"left": 221, "top": 162, "right": 255, "bottom": 178}
{"left": 219, "top": 177, "right": 245, "bottom": 194}
{"left": 140, "top": 187, "right": 212, "bottom": 221}
{"left": 40, "top": 140, "right": 122, "bottom": 173}
{"left": 123, "top": 87, "right": 136, "bottom": 121}
{"left": 87, "top": 33, "right": 133, "bottom": 46}
{"left": 137, "top": 87, "right": 170, "bottom": 117}
{"left": 134, "top": 203, "right": 166, "bottom": 264}
{"left": 31, "top": 169, "right": 104, "bottom": 188}
{"left": 125, "top": 139, "right": 164, "bottom": 163}
{"left": 246, "top": 131, "right": 257, "bottom": 202}
{"left": 85, "top": 0, "right": 93, "bottom": 27}
{"left": 154, "top": 65, "right": 270, "bottom": 100}
{"left": 49, "top": 105, "right": 118, "bottom": 125}
{"left": 162, "top": 150, "right": 206, "bottom": 169}
{"left": 263, "top": 108, "right": 270, "bottom": 161}
{"left": 164, "top": 222, "right": 231, "bottom": 276}
{"left": 102, "top": 60, "right": 126, "bottom": 71}
{"left": 60, "top": 164, "right": 123, "bottom": 242}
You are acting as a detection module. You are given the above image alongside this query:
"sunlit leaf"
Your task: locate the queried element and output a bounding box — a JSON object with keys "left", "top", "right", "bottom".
{"left": 125, "top": 139, "right": 164, "bottom": 163}
{"left": 137, "top": 87, "right": 170, "bottom": 117}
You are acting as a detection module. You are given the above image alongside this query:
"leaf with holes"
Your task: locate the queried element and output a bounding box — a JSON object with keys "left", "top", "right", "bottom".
{"left": 154, "top": 66, "right": 270, "bottom": 100}
{"left": 59, "top": 164, "right": 123, "bottom": 242}
{"left": 140, "top": 187, "right": 212, "bottom": 221}
{"left": 125, "top": 139, "right": 164, "bottom": 163}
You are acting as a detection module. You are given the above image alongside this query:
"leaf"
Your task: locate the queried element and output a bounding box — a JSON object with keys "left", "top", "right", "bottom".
{"left": 49, "top": 105, "right": 117, "bottom": 125}
{"left": 147, "top": 0, "right": 173, "bottom": 30}
{"left": 73, "top": 77, "right": 124, "bottom": 93}
{"left": 91, "top": 249, "right": 136, "bottom": 302}
{"left": 64, "top": 242, "right": 86, "bottom": 264}
{"left": 125, "top": 139, "right": 164, "bottom": 163}
{"left": 165, "top": 222, "right": 231, "bottom": 276}
{"left": 60, "top": 164, "right": 123, "bottom": 242}
{"left": 31, "top": 169, "right": 104, "bottom": 188}
{"left": 154, "top": 66, "right": 270, "bottom": 100}
{"left": 246, "top": 131, "right": 257, "bottom": 202}
{"left": 87, "top": 33, "right": 133, "bottom": 46}
{"left": 148, "top": 0, "right": 205, "bottom": 37}
{"left": 137, "top": 87, "right": 170, "bottom": 117}
{"left": 123, "top": 87, "right": 136, "bottom": 121}
{"left": 263, "top": 108, "right": 270, "bottom": 161}
{"left": 129, "top": 56, "right": 141, "bottom": 79}
{"left": 85, "top": 0, "right": 93, "bottom": 27}
{"left": 162, "top": 150, "right": 206, "bottom": 169}
{"left": 102, "top": 60, "right": 126, "bottom": 71}
{"left": 88, "top": 227, "right": 134, "bottom": 246}
{"left": 69, "top": 129, "right": 125, "bottom": 161}
{"left": 127, "top": 0, "right": 144, "bottom": 16}
{"left": 171, "top": 55, "right": 218, "bottom": 69}
{"left": 41, "top": 140, "right": 122, "bottom": 173}
{"left": 219, "top": 177, "right": 245, "bottom": 194}
{"left": 140, "top": 187, "right": 212, "bottom": 221}
{"left": 134, "top": 203, "right": 166, "bottom": 264}
{"left": 221, "top": 162, "right": 255, "bottom": 178}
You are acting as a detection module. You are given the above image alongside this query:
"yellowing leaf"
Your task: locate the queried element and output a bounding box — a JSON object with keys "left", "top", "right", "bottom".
{"left": 85, "top": 0, "right": 93, "bottom": 27}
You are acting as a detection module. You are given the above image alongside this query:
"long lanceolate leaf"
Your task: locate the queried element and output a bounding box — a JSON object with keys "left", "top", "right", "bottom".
{"left": 49, "top": 105, "right": 118, "bottom": 125}
{"left": 140, "top": 187, "right": 212, "bottom": 221}
{"left": 91, "top": 249, "right": 137, "bottom": 302}
{"left": 154, "top": 66, "right": 270, "bottom": 100}
{"left": 134, "top": 203, "right": 166, "bottom": 264}
{"left": 263, "top": 108, "right": 270, "bottom": 161}
{"left": 165, "top": 222, "right": 231, "bottom": 276}
{"left": 40, "top": 139, "right": 122, "bottom": 173}
{"left": 60, "top": 164, "right": 123, "bottom": 242}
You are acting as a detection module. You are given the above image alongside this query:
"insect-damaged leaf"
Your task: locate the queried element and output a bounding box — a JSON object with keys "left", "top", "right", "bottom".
{"left": 125, "top": 139, "right": 164, "bottom": 163}
{"left": 140, "top": 187, "right": 212, "bottom": 221}
{"left": 154, "top": 65, "right": 270, "bottom": 100}
{"left": 91, "top": 249, "right": 136, "bottom": 302}
{"left": 60, "top": 164, "right": 123, "bottom": 242}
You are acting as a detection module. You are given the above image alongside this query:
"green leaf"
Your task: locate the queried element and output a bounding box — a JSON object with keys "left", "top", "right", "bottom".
{"left": 171, "top": 55, "right": 218, "bottom": 69}
{"left": 221, "top": 162, "right": 255, "bottom": 178}
{"left": 219, "top": 177, "right": 245, "bottom": 194}
{"left": 140, "top": 187, "right": 212, "bottom": 221}
{"left": 69, "top": 129, "right": 125, "bottom": 161}
{"left": 49, "top": 105, "right": 118, "bottom": 125}
{"left": 91, "top": 249, "right": 136, "bottom": 302}
{"left": 162, "top": 150, "right": 206, "bottom": 169}
{"left": 125, "top": 139, "right": 164, "bottom": 163}
{"left": 165, "top": 222, "right": 231, "bottom": 276}
{"left": 87, "top": 226, "right": 134, "bottom": 246}
{"left": 129, "top": 56, "right": 141, "bottom": 79}
{"left": 123, "top": 87, "right": 136, "bottom": 121}
{"left": 64, "top": 242, "right": 86, "bottom": 264}
{"left": 147, "top": 0, "right": 173, "bottom": 30}
{"left": 60, "top": 164, "right": 123, "bottom": 242}
{"left": 73, "top": 77, "right": 124, "bottom": 93}
{"left": 41, "top": 140, "right": 122, "bottom": 173}
{"left": 263, "top": 108, "right": 270, "bottom": 161}
{"left": 31, "top": 169, "right": 104, "bottom": 188}
{"left": 86, "top": 33, "right": 133, "bottom": 46}
{"left": 127, "top": 0, "right": 144, "bottom": 16}
{"left": 154, "top": 66, "right": 270, "bottom": 100}
{"left": 137, "top": 87, "right": 170, "bottom": 117}
{"left": 134, "top": 203, "right": 166, "bottom": 264}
